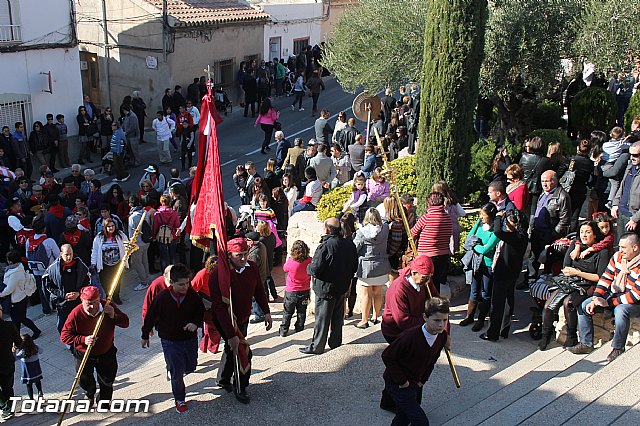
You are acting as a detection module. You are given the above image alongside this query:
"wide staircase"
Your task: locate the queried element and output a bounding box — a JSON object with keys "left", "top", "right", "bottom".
{"left": 429, "top": 339, "right": 640, "bottom": 425}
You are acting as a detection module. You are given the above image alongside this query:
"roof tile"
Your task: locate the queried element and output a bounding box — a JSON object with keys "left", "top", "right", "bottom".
{"left": 146, "top": 0, "right": 269, "bottom": 26}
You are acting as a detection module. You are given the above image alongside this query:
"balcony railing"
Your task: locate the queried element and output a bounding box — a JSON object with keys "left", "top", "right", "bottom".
{"left": 0, "top": 24, "right": 21, "bottom": 43}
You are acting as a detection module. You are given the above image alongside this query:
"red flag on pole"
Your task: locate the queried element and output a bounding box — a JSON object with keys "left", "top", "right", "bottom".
{"left": 190, "top": 90, "right": 250, "bottom": 373}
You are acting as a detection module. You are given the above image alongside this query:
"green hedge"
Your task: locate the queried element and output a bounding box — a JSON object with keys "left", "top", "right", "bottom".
{"left": 624, "top": 90, "right": 640, "bottom": 133}
{"left": 527, "top": 128, "right": 574, "bottom": 156}
{"left": 533, "top": 99, "right": 566, "bottom": 130}
{"left": 570, "top": 87, "right": 617, "bottom": 134}
{"left": 316, "top": 184, "right": 352, "bottom": 222}
{"left": 389, "top": 156, "right": 417, "bottom": 197}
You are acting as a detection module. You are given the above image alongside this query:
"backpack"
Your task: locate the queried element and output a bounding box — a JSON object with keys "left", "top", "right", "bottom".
{"left": 23, "top": 269, "right": 37, "bottom": 297}
{"left": 27, "top": 235, "right": 50, "bottom": 275}
{"left": 133, "top": 211, "right": 153, "bottom": 244}
{"left": 559, "top": 159, "right": 576, "bottom": 192}
{"left": 156, "top": 214, "right": 174, "bottom": 245}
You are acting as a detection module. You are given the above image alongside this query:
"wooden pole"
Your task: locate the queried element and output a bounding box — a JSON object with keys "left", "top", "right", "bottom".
{"left": 373, "top": 128, "right": 461, "bottom": 388}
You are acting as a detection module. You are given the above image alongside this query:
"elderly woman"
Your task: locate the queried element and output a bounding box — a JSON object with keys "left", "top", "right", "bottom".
{"left": 91, "top": 217, "right": 129, "bottom": 305}
{"left": 411, "top": 192, "right": 453, "bottom": 292}
{"left": 354, "top": 208, "right": 391, "bottom": 328}
{"left": 505, "top": 163, "right": 530, "bottom": 212}
{"left": 538, "top": 221, "right": 609, "bottom": 350}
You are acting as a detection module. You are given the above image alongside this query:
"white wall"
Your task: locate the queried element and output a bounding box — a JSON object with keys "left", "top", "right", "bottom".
{"left": 261, "top": 2, "right": 323, "bottom": 61}
{"left": 0, "top": 0, "right": 82, "bottom": 134}
{"left": 0, "top": 48, "right": 83, "bottom": 134}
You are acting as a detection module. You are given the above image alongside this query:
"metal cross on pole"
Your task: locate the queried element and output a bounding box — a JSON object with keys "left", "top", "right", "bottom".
{"left": 204, "top": 65, "right": 214, "bottom": 93}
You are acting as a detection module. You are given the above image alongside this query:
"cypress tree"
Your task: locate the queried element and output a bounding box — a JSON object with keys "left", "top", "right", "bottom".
{"left": 416, "top": 0, "right": 488, "bottom": 202}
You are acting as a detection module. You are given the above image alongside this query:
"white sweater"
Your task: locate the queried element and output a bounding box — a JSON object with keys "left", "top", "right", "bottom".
{"left": 0, "top": 264, "right": 29, "bottom": 303}
{"left": 152, "top": 117, "right": 175, "bottom": 141}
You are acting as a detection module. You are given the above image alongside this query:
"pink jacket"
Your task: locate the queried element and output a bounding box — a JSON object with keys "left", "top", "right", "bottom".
{"left": 283, "top": 257, "right": 312, "bottom": 292}
{"left": 255, "top": 108, "right": 279, "bottom": 126}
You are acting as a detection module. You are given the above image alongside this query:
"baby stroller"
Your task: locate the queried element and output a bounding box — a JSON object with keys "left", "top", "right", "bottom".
{"left": 214, "top": 87, "right": 232, "bottom": 115}
{"left": 235, "top": 205, "right": 254, "bottom": 235}
{"left": 284, "top": 71, "right": 297, "bottom": 96}
{"left": 528, "top": 233, "right": 575, "bottom": 339}
{"left": 102, "top": 151, "right": 114, "bottom": 175}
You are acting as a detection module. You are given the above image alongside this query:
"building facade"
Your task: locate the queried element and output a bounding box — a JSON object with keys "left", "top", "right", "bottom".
{"left": 75, "top": 0, "right": 269, "bottom": 119}
{"left": 0, "top": 0, "right": 83, "bottom": 134}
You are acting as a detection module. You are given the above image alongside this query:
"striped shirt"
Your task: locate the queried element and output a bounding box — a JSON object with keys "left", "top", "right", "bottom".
{"left": 593, "top": 251, "right": 640, "bottom": 306}
{"left": 411, "top": 206, "right": 453, "bottom": 257}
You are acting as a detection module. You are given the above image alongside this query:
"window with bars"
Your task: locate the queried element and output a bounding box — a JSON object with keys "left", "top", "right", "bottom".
{"left": 215, "top": 58, "right": 235, "bottom": 89}
{"left": 0, "top": 96, "right": 33, "bottom": 133}
{"left": 293, "top": 38, "right": 310, "bottom": 56}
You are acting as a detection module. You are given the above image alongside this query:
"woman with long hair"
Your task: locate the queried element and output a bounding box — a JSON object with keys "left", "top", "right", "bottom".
{"left": 432, "top": 180, "right": 465, "bottom": 256}
{"left": 547, "top": 141, "right": 565, "bottom": 172}
{"left": 255, "top": 98, "right": 279, "bottom": 154}
{"left": 76, "top": 105, "right": 94, "bottom": 164}
{"left": 264, "top": 158, "right": 281, "bottom": 190}
{"left": 354, "top": 208, "right": 391, "bottom": 328}
{"left": 91, "top": 218, "right": 129, "bottom": 304}
{"left": 0, "top": 250, "right": 41, "bottom": 338}
{"left": 105, "top": 184, "right": 128, "bottom": 222}
{"left": 490, "top": 145, "right": 511, "bottom": 182}
{"left": 505, "top": 164, "right": 530, "bottom": 212}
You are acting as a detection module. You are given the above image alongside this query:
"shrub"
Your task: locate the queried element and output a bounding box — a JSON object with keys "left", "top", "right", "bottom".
{"left": 316, "top": 184, "right": 352, "bottom": 221}
{"left": 466, "top": 138, "right": 496, "bottom": 206}
{"left": 569, "top": 87, "right": 617, "bottom": 135}
{"left": 527, "top": 129, "right": 574, "bottom": 156}
{"left": 388, "top": 156, "right": 417, "bottom": 197}
{"left": 449, "top": 212, "right": 479, "bottom": 275}
{"left": 533, "top": 99, "right": 565, "bottom": 130}
{"left": 624, "top": 90, "right": 640, "bottom": 133}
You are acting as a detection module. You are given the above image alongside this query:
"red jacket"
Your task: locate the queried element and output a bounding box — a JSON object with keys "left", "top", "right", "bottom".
{"left": 382, "top": 275, "right": 438, "bottom": 342}
{"left": 60, "top": 300, "right": 129, "bottom": 355}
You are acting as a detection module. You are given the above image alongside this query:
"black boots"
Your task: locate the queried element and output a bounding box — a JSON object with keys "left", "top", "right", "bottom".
{"left": 459, "top": 300, "right": 477, "bottom": 327}
{"left": 538, "top": 327, "right": 554, "bottom": 351}
{"left": 472, "top": 302, "right": 490, "bottom": 332}
{"left": 563, "top": 329, "right": 578, "bottom": 348}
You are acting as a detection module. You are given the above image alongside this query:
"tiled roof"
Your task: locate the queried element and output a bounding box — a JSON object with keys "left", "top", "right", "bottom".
{"left": 146, "top": 0, "right": 269, "bottom": 27}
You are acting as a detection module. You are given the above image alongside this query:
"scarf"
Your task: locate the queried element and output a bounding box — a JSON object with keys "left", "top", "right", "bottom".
{"left": 62, "top": 230, "right": 82, "bottom": 246}
{"left": 613, "top": 252, "right": 640, "bottom": 293}
{"left": 506, "top": 180, "right": 524, "bottom": 194}
{"left": 169, "top": 287, "right": 185, "bottom": 308}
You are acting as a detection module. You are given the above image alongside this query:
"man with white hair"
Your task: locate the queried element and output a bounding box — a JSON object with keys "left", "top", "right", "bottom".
{"left": 274, "top": 130, "right": 291, "bottom": 168}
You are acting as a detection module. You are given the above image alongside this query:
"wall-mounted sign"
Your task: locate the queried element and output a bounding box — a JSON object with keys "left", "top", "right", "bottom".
{"left": 146, "top": 56, "right": 158, "bottom": 69}
{"left": 80, "top": 61, "right": 88, "bottom": 71}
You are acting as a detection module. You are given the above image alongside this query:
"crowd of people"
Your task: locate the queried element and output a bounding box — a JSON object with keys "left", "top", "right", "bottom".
{"left": 1, "top": 72, "right": 640, "bottom": 426}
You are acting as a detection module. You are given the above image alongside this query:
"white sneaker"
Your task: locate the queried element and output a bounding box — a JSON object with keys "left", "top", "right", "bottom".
{"left": 112, "top": 178, "right": 120, "bottom": 182}
{"left": 299, "top": 108, "right": 305, "bottom": 111}
{"left": 121, "top": 174, "right": 130, "bottom": 182}
{"left": 134, "top": 283, "right": 149, "bottom": 291}
{"left": 291, "top": 105, "right": 295, "bottom": 111}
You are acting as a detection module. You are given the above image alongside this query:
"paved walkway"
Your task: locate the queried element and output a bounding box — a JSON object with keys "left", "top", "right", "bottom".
{"left": 5, "top": 266, "right": 639, "bottom": 425}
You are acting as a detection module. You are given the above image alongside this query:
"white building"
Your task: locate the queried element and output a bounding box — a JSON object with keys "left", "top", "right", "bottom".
{"left": 252, "top": 0, "right": 324, "bottom": 62}
{"left": 0, "top": 0, "right": 82, "bottom": 134}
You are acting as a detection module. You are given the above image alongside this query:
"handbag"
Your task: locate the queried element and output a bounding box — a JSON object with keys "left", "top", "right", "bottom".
{"left": 23, "top": 270, "right": 37, "bottom": 297}
{"left": 559, "top": 159, "right": 576, "bottom": 192}
{"left": 274, "top": 121, "right": 282, "bottom": 131}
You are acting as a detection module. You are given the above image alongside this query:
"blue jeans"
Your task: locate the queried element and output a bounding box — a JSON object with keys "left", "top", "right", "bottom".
{"left": 470, "top": 263, "right": 493, "bottom": 303}
{"left": 291, "top": 200, "right": 315, "bottom": 216}
{"left": 577, "top": 296, "right": 640, "bottom": 349}
{"left": 159, "top": 241, "right": 177, "bottom": 270}
{"left": 161, "top": 338, "right": 198, "bottom": 402}
{"left": 385, "top": 382, "right": 429, "bottom": 426}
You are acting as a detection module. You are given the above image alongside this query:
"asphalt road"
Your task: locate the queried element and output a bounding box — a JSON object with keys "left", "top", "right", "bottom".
{"left": 106, "top": 77, "right": 358, "bottom": 209}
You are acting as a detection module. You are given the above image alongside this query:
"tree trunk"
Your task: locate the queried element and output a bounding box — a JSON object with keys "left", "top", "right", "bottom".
{"left": 416, "top": 0, "right": 489, "bottom": 202}
{"left": 491, "top": 94, "right": 537, "bottom": 147}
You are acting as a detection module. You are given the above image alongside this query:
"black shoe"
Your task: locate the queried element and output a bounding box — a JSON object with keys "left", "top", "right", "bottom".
{"left": 354, "top": 322, "right": 369, "bottom": 329}
{"left": 31, "top": 329, "right": 41, "bottom": 340}
{"left": 294, "top": 327, "right": 304, "bottom": 333}
{"left": 215, "top": 381, "right": 233, "bottom": 393}
{"left": 500, "top": 326, "right": 510, "bottom": 339}
{"left": 471, "top": 318, "right": 485, "bottom": 332}
{"left": 260, "top": 150, "right": 266, "bottom": 155}
{"left": 346, "top": 311, "right": 353, "bottom": 319}
{"left": 299, "top": 347, "right": 322, "bottom": 355}
{"left": 380, "top": 403, "right": 397, "bottom": 413}
{"left": 279, "top": 329, "right": 288, "bottom": 337}
{"left": 51, "top": 168, "right": 60, "bottom": 173}
{"left": 479, "top": 333, "right": 498, "bottom": 342}
{"left": 86, "top": 394, "right": 95, "bottom": 409}
{"left": 249, "top": 316, "right": 264, "bottom": 324}
{"left": 234, "top": 390, "right": 250, "bottom": 404}
{"left": 459, "top": 316, "right": 475, "bottom": 327}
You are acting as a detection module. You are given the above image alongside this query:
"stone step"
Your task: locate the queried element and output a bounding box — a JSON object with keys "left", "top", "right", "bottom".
{"left": 610, "top": 400, "right": 640, "bottom": 425}
{"left": 435, "top": 347, "right": 596, "bottom": 425}
{"left": 519, "top": 343, "right": 640, "bottom": 426}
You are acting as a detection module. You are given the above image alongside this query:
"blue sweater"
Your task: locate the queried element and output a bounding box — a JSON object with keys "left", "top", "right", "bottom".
{"left": 110, "top": 128, "right": 126, "bottom": 154}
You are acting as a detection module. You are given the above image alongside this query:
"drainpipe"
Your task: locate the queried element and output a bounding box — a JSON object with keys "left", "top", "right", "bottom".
{"left": 101, "top": 0, "right": 112, "bottom": 106}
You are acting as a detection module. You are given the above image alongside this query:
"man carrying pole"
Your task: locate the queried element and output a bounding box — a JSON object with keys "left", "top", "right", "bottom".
{"left": 60, "top": 286, "right": 129, "bottom": 407}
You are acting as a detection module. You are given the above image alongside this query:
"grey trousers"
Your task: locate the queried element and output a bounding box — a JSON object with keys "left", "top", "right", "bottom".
{"left": 129, "top": 136, "right": 140, "bottom": 165}
{"left": 307, "top": 293, "right": 346, "bottom": 354}
{"left": 129, "top": 242, "right": 149, "bottom": 283}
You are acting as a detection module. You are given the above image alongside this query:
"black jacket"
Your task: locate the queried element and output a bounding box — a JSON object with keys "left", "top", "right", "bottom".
{"left": 338, "top": 125, "right": 359, "bottom": 151}
{"left": 43, "top": 256, "right": 91, "bottom": 308}
{"left": 492, "top": 216, "right": 527, "bottom": 281}
{"left": 308, "top": 233, "right": 358, "bottom": 299}
{"left": 0, "top": 320, "right": 21, "bottom": 374}
{"left": 558, "top": 151, "right": 594, "bottom": 198}
{"left": 520, "top": 152, "right": 552, "bottom": 195}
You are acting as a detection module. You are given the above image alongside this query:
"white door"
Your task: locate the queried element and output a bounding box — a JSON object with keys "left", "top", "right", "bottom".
{"left": 269, "top": 37, "right": 281, "bottom": 62}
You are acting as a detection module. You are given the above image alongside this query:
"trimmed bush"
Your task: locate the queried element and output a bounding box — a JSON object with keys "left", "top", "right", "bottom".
{"left": 316, "top": 184, "right": 352, "bottom": 222}
{"left": 569, "top": 87, "right": 617, "bottom": 134}
{"left": 389, "top": 156, "right": 417, "bottom": 197}
{"left": 527, "top": 129, "right": 574, "bottom": 156}
{"left": 533, "top": 99, "right": 565, "bottom": 130}
{"left": 624, "top": 90, "right": 640, "bottom": 133}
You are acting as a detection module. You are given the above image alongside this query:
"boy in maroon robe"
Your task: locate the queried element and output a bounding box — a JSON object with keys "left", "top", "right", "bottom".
{"left": 381, "top": 297, "right": 451, "bottom": 426}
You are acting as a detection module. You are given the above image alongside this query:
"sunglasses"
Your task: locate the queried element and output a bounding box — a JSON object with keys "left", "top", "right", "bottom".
{"left": 631, "top": 153, "right": 640, "bottom": 158}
